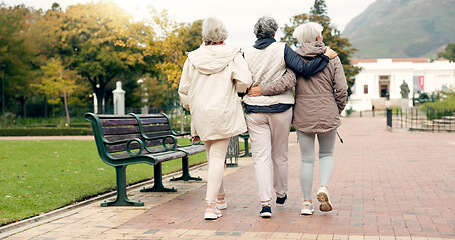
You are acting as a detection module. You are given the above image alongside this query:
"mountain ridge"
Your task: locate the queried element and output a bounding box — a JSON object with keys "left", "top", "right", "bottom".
{"left": 343, "top": 0, "right": 455, "bottom": 59}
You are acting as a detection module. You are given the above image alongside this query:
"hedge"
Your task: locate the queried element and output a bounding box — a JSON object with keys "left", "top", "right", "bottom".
{"left": 0, "top": 127, "right": 92, "bottom": 136}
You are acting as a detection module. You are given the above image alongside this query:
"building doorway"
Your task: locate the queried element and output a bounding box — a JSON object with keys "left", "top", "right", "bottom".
{"left": 379, "top": 75, "right": 390, "bottom": 99}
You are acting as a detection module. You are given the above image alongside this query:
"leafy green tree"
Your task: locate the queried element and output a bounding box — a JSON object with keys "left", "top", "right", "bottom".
{"left": 311, "top": 0, "right": 329, "bottom": 20}
{"left": 49, "top": 1, "right": 149, "bottom": 114}
{"left": 144, "top": 8, "right": 202, "bottom": 89}
{"left": 281, "top": 0, "right": 360, "bottom": 96}
{"left": 437, "top": 43, "right": 455, "bottom": 62}
{"left": 0, "top": 4, "right": 43, "bottom": 117}
{"left": 32, "top": 58, "right": 78, "bottom": 125}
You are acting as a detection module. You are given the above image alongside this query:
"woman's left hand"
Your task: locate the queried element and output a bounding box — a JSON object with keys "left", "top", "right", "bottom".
{"left": 248, "top": 86, "right": 262, "bottom": 97}
{"left": 192, "top": 136, "right": 201, "bottom": 142}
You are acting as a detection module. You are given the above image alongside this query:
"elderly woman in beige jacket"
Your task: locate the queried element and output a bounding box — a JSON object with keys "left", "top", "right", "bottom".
{"left": 178, "top": 17, "right": 252, "bottom": 220}
{"left": 249, "top": 22, "right": 348, "bottom": 215}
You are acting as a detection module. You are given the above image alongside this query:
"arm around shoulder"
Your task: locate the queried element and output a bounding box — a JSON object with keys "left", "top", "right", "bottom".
{"left": 284, "top": 44, "right": 329, "bottom": 76}
{"left": 261, "top": 68, "right": 296, "bottom": 96}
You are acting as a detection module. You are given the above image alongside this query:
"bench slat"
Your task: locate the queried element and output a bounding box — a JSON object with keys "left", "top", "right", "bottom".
{"left": 100, "top": 119, "right": 139, "bottom": 126}
{"left": 103, "top": 126, "right": 141, "bottom": 135}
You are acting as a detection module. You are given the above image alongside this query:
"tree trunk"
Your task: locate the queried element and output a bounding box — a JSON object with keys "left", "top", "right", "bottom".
{"left": 95, "top": 89, "right": 104, "bottom": 114}
{"left": 19, "top": 96, "right": 27, "bottom": 118}
{"left": 92, "top": 76, "right": 107, "bottom": 114}
{"left": 63, "top": 91, "right": 70, "bottom": 126}
{"left": 44, "top": 96, "right": 48, "bottom": 118}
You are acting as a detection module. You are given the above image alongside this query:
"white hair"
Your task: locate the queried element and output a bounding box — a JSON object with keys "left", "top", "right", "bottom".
{"left": 201, "top": 17, "right": 228, "bottom": 44}
{"left": 293, "top": 22, "right": 323, "bottom": 44}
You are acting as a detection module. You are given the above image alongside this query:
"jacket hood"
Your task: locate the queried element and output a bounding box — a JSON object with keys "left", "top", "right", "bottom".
{"left": 295, "top": 41, "right": 327, "bottom": 58}
{"left": 187, "top": 45, "right": 241, "bottom": 75}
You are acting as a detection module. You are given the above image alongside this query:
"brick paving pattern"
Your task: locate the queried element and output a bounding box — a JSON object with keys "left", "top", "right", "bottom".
{"left": 1, "top": 114, "right": 454, "bottom": 239}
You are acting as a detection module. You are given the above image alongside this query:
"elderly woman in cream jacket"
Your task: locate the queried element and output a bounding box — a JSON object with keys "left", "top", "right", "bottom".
{"left": 178, "top": 17, "right": 252, "bottom": 220}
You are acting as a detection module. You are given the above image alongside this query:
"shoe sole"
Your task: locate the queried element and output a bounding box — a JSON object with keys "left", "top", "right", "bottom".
{"left": 300, "top": 209, "right": 314, "bottom": 215}
{"left": 204, "top": 212, "right": 222, "bottom": 220}
{"left": 317, "top": 192, "right": 333, "bottom": 212}
{"left": 260, "top": 212, "right": 272, "bottom": 218}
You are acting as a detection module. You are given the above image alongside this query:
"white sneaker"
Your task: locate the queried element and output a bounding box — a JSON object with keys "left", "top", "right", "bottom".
{"left": 216, "top": 194, "right": 227, "bottom": 210}
{"left": 316, "top": 186, "right": 333, "bottom": 212}
{"left": 204, "top": 204, "right": 222, "bottom": 220}
{"left": 300, "top": 201, "right": 314, "bottom": 215}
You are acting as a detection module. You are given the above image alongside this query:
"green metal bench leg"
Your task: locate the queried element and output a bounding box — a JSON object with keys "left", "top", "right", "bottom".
{"left": 171, "top": 156, "right": 202, "bottom": 181}
{"left": 101, "top": 165, "right": 144, "bottom": 207}
{"left": 239, "top": 134, "right": 251, "bottom": 157}
{"left": 141, "top": 162, "right": 177, "bottom": 192}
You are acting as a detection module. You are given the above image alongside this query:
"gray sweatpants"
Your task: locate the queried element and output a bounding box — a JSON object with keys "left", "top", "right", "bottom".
{"left": 297, "top": 129, "right": 337, "bottom": 201}
{"left": 245, "top": 109, "right": 293, "bottom": 205}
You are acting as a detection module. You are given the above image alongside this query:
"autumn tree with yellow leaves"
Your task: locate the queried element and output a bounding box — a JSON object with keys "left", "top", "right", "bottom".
{"left": 32, "top": 58, "right": 79, "bottom": 125}
{"left": 145, "top": 8, "right": 202, "bottom": 89}
{"left": 1, "top": 1, "right": 203, "bottom": 118}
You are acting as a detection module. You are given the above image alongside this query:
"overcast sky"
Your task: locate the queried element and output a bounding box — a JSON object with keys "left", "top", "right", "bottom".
{"left": 2, "top": 0, "right": 375, "bottom": 49}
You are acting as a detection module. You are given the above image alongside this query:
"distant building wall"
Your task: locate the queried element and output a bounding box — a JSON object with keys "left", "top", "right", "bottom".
{"left": 348, "top": 58, "right": 455, "bottom": 111}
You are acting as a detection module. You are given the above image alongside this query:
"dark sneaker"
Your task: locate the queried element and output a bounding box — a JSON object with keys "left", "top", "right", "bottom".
{"left": 276, "top": 194, "right": 287, "bottom": 205}
{"left": 260, "top": 205, "right": 272, "bottom": 218}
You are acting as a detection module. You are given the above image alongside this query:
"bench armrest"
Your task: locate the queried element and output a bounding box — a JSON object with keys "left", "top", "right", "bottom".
{"left": 142, "top": 134, "right": 178, "bottom": 151}
{"left": 129, "top": 113, "right": 181, "bottom": 151}
{"left": 104, "top": 138, "right": 145, "bottom": 157}
{"left": 173, "top": 132, "right": 191, "bottom": 137}
{"left": 85, "top": 113, "right": 146, "bottom": 159}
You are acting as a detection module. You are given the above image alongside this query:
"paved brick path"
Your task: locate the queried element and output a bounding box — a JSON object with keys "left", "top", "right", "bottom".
{"left": 2, "top": 114, "right": 455, "bottom": 239}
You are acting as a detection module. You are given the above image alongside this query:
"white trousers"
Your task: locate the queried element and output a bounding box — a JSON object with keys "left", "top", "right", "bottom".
{"left": 204, "top": 138, "right": 230, "bottom": 203}
{"left": 246, "top": 108, "right": 292, "bottom": 205}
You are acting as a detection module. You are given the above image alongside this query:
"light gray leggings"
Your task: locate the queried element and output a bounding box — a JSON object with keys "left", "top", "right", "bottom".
{"left": 297, "top": 129, "right": 337, "bottom": 201}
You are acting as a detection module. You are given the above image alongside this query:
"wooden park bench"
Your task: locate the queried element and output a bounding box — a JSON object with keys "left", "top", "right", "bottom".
{"left": 85, "top": 112, "right": 206, "bottom": 207}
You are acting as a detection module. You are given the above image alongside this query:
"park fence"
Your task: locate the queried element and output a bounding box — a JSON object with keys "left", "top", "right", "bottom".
{"left": 386, "top": 107, "right": 455, "bottom": 132}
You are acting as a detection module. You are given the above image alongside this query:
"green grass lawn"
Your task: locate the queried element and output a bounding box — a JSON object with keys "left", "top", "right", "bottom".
{"left": 0, "top": 138, "right": 208, "bottom": 226}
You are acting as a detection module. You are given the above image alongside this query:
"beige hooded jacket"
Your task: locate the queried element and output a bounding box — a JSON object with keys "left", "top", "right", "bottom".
{"left": 178, "top": 45, "right": 252, "bottom": 141}
{"left": 260, "top": 41, "right": 348, "bottom": 134}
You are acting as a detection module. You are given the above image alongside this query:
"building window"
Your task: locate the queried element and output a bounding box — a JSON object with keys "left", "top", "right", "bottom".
{"left": 364, "top": 85, "right": 368, "bottom": 94}
{"left": 379, "top": 75, "right": 390, "bottom": 98}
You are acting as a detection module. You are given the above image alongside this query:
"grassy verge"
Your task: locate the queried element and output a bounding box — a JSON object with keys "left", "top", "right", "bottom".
{"left": 0, "top": 138, "right": 208, "bottom": 226}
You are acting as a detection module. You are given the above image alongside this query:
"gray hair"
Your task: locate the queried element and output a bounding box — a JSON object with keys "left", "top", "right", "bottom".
{"left": 254, "top": 16, "right": 278, "bottom": 39}
{"left": 293, "top": 22, "right": 323, "bottom": 44}
{"left": 201, "top": 17, "right": 228, "bottom": 44}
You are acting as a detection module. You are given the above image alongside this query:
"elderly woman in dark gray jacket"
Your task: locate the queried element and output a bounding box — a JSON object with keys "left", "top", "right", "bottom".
{"left": 249, "top": 22, "right": 348, "bottom": 216}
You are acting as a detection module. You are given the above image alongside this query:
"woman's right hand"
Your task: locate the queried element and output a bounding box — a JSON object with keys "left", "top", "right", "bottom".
{"left": 324, "top": 47, "right": 337, "bottom": 59}
{"left": 248, "top": 86, "right": 262, "bottom": 97}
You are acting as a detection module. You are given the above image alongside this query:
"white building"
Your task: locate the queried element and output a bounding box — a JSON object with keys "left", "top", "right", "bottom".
{"left": 348, "top": 58, "right": 455, "bottom": 111}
